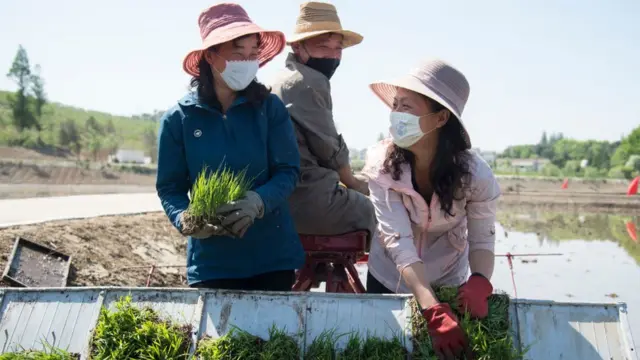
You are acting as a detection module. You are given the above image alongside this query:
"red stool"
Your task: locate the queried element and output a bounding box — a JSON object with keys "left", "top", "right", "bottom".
{"left": 293, "top": 231, "right": 369, "bottom": 293}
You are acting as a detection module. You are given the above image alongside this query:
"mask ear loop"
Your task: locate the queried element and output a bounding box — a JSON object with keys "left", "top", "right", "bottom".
{"left": 208, "top": 50, "right": 228, "bottom": 75}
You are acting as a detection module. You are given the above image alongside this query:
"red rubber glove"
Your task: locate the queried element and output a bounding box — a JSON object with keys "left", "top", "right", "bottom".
{"left": 422, "top": 303, "right": 472, "bottom": 360}
{"left": 456, "top": 273, "right": 493, "bottom": 319}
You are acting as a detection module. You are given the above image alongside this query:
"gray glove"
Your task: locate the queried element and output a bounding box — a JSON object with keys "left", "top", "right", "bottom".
{"left": 216, "top": 191, "right": 264, "bottom": 238}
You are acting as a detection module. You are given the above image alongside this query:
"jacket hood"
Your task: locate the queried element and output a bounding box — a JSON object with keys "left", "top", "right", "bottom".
{"left": 361, "top": 139, "right": 413, "bottom": 191}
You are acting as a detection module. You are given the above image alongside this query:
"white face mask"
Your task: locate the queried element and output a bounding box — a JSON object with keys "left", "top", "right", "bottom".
{"left": 389, "top": 111, "right": 437, "bottom": 148}
{"left": 219, "top": 60, "right": 259, "bottom": 91}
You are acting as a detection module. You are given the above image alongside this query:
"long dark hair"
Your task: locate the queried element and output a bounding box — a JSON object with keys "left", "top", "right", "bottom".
{"left": 381, "top": 96, "right": 472, "bottom": 217}
{"left": 189, "top": 34, "right": 271, "bottom": 108}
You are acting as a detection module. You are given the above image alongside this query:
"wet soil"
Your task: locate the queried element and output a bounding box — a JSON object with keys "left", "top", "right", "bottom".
{"left": 498, "top": 178, "right": 639, "bottom": 212}
{"left": 0, "top": 213, "right": 188, "bottom": 288}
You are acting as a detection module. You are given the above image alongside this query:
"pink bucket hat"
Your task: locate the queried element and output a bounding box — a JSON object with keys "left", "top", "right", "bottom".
{"left": 183, "top": 3, "right": 286, "bottom": 77}
{"left": 369, "top": 59, "right": 472, "bottom": 149}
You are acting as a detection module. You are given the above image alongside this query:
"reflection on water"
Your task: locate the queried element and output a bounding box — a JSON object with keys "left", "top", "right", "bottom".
{"left": 497, "top": 210, "right": 640, "bottom": 264}
{"left": 493, "top": 209, "right": 640, "bottom": 349}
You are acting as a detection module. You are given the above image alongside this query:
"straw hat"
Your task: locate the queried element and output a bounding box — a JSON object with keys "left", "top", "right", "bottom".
{"left": 370, "top": 59, "right": 472, "bottom": 149}
{"left": 287, "top": 2, "right": 363, "bottom": 48}
{"left": 183, "top": 3, "right": 286, "bottom": 77}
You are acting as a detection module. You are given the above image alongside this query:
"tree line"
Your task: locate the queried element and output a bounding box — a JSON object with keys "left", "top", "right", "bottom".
{"left": 1, "top": 45, "right": 158, "bottom": 162}
{"left": 3, "top": 45, "right": 639, "bottom": 177}
{"left": 499, "top": 130, "right": 640, "bottom": 179}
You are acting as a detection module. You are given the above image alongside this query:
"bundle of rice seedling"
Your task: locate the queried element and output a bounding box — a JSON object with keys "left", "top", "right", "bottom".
{"left": 410, "top": 287, "right": 527, "bottom": 360}
{"left": 197, "top": 325, "right": 299, "bottom": 360}
{"left": 181, "top": 164, "right": 253, "bottom": 235}
{"left": 89, "top": 295, "right": 192, "bottom": 360}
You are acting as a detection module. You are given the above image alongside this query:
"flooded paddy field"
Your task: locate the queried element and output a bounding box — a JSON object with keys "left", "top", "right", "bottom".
{"left": 493, "top": 206, "right": 640, "bottom": 348}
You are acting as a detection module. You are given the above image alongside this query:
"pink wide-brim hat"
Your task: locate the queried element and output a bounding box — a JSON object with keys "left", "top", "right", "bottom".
{"left": 370, "top": 59, "right": 472, "bottom": 149}
{"left": 183, "top": 3, "right": 286, "bottom": 77}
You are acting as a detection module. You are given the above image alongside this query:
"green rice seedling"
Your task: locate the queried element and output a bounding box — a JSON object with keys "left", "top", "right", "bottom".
{"left": 260, "top": 325, "right": 300, "bottom": 360}
{"left": 336, "top": 331, "right": 407, "bottom": 360}
{"left": 338, "top": 333, "right": 363, "bottom": 359}
{"left": 197, "top": 326, "right": 264, "bottom": 360}
{"left": 181, "top": 163, "right": 254, "bottom": 235}
{"left": 0, "top": 344, "right": 79, "bottom": 360}
{"left": 89, "top": 295, "right": 191, "bottom": 360}
{"left": 359, "top": 335, "right": 407, "bottom": 360}
{"left": 197, "top": 324, "right": 300, "bottom": 360}
{"left": 305, "top": 329, "right": 342, "bottom": 360}
{"left": 410, "top": 287, "right": 527, "bottom": 360}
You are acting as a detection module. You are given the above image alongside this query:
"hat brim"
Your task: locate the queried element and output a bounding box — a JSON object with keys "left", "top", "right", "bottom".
{"left": 183, "top": 22, "right": 285, "bottom": 77}
{"left": 286, "top": 29, "right": 363, "bottom": 48}
{"left": 370, "top": 75, "right": 471, "bottom": 149}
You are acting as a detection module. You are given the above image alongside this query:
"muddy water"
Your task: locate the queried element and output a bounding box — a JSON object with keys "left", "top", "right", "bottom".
{"left": 494, "top": 209, "right": 640, "bottom": 349}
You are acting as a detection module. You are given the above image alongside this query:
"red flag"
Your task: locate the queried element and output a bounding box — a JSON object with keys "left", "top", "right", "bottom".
{"left": 561, "top": 178, "right": 569, "bottom": 189}
{"left": 628, "top": 177, "right": 639, "bottom": 196}
{"left": 626, "top": 221, "right": 638, "bottom": 243}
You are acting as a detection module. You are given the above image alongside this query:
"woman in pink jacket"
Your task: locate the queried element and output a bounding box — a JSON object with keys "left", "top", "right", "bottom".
{"left": 362, "top": 59, "right": 500, "bottom": 359}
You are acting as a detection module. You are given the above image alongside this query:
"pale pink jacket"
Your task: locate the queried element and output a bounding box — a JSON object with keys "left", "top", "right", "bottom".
{"left": 361, "top": 139, "right": 500, "bottom": 293}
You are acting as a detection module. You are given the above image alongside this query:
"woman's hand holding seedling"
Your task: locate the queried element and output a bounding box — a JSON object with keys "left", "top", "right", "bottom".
{"left": 456, "top": 273, "right": 494, "bottom": 319}
{"left": 422, "top": 303, "right": 474, "bottom": 360}
{"left": 216, "top": 190, "right": 264, "bottom": 238}
{"left": 179, "top": 212, "right": 232, "bottom": 239}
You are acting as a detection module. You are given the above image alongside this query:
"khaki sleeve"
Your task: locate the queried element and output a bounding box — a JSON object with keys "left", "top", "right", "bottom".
{"left": 284, "top": 84, "right": 350, "bottom": 171}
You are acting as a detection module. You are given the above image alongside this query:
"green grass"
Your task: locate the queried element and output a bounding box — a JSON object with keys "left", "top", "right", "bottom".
{"left": 181, "top": 163, "right": 254, "bottom": 234}
{"left": 338, "top": 332, "right": 407, "bottom": 360}
{"left": 197, "top": 326, "right": 408, "bottom": 360}
{"left": 0, "top": 344, "right": 78, "bottom": 360}
{"left": 197, "top": 325, "right": 299, "bottom": 360}
{"left": 305, "top": 329, "right": 340, "bottom": 359}
{"left": 410, "top": 287, "right": 526, "bottom": 360}
{"left": 89, "top": 295, "right": 192, "bottom": 360}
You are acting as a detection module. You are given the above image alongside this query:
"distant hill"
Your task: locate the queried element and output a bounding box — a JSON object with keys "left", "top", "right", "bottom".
{"left": 0, "top": 90, "right": 161, "bottom": 156}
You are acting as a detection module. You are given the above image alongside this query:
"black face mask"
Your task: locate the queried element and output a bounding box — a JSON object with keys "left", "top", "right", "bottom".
{"left": 305, "top": 57, "right": 341, "bottom": 79}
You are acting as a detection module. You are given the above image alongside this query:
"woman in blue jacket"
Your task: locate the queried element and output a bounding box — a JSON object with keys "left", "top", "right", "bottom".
{"left": 156, "top": 3, "right": 304, "bottom": 291}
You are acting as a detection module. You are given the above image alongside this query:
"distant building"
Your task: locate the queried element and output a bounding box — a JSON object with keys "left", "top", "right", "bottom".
{"left": 509, "top": 158, "right": 551, "bottom": 172}
{"left": 109, "top": 149, "right": 146, "bottom": 164}
{"left": 473, "top": 148, "right": 497, "bottom": 167}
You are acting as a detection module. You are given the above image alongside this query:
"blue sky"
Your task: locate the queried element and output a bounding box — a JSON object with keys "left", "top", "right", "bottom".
{"left": 1, "top": 0, "right": 639, "bottom": 152}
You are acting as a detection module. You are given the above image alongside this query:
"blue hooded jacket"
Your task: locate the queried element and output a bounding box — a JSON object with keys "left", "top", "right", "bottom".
{"left": 155, "top": 91, "right": 305, "bottom": 285}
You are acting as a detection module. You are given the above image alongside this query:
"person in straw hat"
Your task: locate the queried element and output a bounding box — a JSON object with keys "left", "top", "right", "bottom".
{"left": 360, "top": 59, "right": 501, "bottom": 359}
{"left": 270, "top": 1, "right": 376, "bottom": 243}
{"left": 156, "top": 3, "right": 305, "bottom": 291}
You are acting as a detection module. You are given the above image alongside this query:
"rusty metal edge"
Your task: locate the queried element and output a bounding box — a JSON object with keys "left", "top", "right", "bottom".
{"left": 1, "top": 237, "right": 22, "bottom": 287}
{"left": 80, "top": 289, "right": 105, "bottom": 360}
{"left": 2, "top": 237, "right": 72, "bottom": 288}
{"left": 617, "top": 302, "right": 639, "bottom": 360}
{"left": 187, "top": 291, "right": 206, "bottom": 360}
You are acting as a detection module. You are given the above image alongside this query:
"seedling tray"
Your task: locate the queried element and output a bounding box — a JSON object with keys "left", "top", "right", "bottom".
{"left": 2, "top": 236, "right": 72, "bottom": 287}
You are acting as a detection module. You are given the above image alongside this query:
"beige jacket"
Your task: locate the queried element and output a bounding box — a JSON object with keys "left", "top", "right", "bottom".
{"left": 361, "top": 139, "right": 501, "bottom": 293}
{"left": 270, "top": 53, "right": 378, "bottom": 237}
